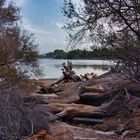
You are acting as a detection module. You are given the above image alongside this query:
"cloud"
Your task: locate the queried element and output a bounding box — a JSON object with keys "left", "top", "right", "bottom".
{"left": 6, "top": 0, "right": 31, "bottom": 8}
{"left": 56, "top": 22, "right": 64, "bottom": 29}
{"left": 24, "top": 24, "right": 49, "bottom": 34}
{"left": 22, "top": 20, "right": 67, "bottom": 53}
{"left": 49, "top": 38, "right": 67, "bottom": 45}
{"left": 22, "top": 18, "right": 50, "bottom": 34}
{"left": 13, "top": 0, "right": 28, "bottom": 7}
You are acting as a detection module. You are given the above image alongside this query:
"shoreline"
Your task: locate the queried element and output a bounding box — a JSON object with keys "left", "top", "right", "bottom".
{"left": 26, "top": 71, "right": 140, "bottom": 139}
{"left": 38, "top": 78, "right": 57, "bottom": 86}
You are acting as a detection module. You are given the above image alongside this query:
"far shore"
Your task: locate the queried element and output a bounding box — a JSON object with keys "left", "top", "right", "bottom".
{"left": 39, "top": 57, "right": 111, "bottom": 60}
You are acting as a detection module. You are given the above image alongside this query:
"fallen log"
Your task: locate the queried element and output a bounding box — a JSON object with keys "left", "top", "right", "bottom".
{"left": 73, "top": 117, "right": 103, "bottom": 124}
{"left": 47, "top": 88, "right": 130, "bottom": 119}
{"left": 24, "top": 94, "right": 59, "bottom": 104}
{"left": 78, "top": 91, "right": 118, "bottom": 106}
{"left": 97, "top": 71, "right": 112, "bottom": 79}
{"left": 51, "top": 75, "right": 64, "bottom": 86}
{"left": 74, "top": 137, "right": 99, "bottom": 140}
{"left": 78, "top": 85, "right": 105, "bottom": 94}
{"left": 37, "top": 84, "right": 63, "bottom": 94}
{"left": 78, "top": 85, "right": 116, "bottom": 106}
{"left": 47, "top": 103, "right": 104, "bottom": 119}
{"left": 78, "top": 93, "right": 111, "bottom": 106}
{"left": 100, "top": 88, "right": 130, "bottom": 117}
{"left": 49, "top": 122, "right": 117, "bottom": 140}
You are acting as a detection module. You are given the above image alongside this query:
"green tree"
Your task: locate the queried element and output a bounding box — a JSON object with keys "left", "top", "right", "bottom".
{"left": 53, "top": 49, "right": 66, "bottom": 59}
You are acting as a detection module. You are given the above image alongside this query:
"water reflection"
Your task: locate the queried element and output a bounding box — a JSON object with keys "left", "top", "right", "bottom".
{"left": 54, "top": 64, "right": 110, "bottom": 71}
{"left": 39, "top": 59, "right": 114, "bottom": 79}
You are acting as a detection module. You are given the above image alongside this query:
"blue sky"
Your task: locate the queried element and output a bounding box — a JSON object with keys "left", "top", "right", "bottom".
{"left": 8, "top": 0, "right": 80, "bottom": 53}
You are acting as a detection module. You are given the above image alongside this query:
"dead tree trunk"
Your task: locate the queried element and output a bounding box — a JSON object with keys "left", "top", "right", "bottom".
{"left": 51, "top": 61, "right": 81, "bottom": 86}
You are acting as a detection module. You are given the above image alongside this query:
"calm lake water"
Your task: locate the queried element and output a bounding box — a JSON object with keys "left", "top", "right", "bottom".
{"left": 39, "top": 59, "right": 114, "bottom": 79}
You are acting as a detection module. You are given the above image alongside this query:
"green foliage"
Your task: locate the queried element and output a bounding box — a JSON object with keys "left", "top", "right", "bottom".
{"left": 40, "top": 48, "right": 114, "bottom": 60}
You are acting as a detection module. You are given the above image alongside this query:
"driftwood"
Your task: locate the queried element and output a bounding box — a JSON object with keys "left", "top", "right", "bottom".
{"left": 78, "top": 92, "right": 113, "bottom": 106}
{"left": 77, "top": 85, "right": 114, "bottom": 106}
{"left": 78, "top": 85, "right": 105, "bottom": 93}
{"left": 73, "top": 117, "right": 103, "bottom": 124}
{"left": 24, "top": 94, "right": 59, "bottom": 104}
{"left": 47, "top": 122, "right": 117, "bottom": 140}
{"left": 37, "top": 84, "right": 63, "bottom": 94}
{"left": 47, "top": 88, "right": 130, "bottom": 120}
{"left": 80, "top": 72, "right": 97, "bottom": 81}
{"left": 47, "top": 103, "right": 104, "bottom": 119}
{"left": 51, "top": 61, "right": 81, "bottom": 86}
{"left": 51, "top": 76, "right": 64, "bottom": 86}
{"left": 62, "top": 61, "right": 81, "bottom": 82}
{"left": 100, "top": 88, "right": 130, "bottom": 117}
{"left": 51, "top": 61, "right": 99, "bottom": 86}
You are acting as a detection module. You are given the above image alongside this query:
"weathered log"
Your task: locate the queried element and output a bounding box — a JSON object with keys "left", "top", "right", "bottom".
{"left": 97, "top": 71, "right": 112, "bottom": 79}
{"left": 80, "top": 72, "right": 97, "bottom": 81}
{"left": 51, "top": 61, "right": 81, "bottom": 85}
{"left": 47, "top": 103, "right": 104, "bottom": 119}
{"left": 73, "top": 117, "right": 103, "bottom": 124}
{"left": 61, "top": 61, "right": 81, "bottom": 82}
{"left": 49, "top": 122, "right": 117, "bottom": 140}
{"left": 77, "top": 85, "right": 115, "bottom": 106}
{"left": 24, "top": 94, "right": 59, "bottom": 104}
{"left": 78, "top": 90, "right": 118, "bottom": 106}
{"left": 51, "top": 75, "right": 64, "bottom": 86}
{"left": 37, "top": 85, "right": 63, "bottom": 94}
{"left": 79, "top": 85, "right": 105, "bottom": 93}
{"left": 100, "top": 88, "right": 130, "bottom": 117}
{"left": 47, "top": 88, "right": 130, "bottom": 119}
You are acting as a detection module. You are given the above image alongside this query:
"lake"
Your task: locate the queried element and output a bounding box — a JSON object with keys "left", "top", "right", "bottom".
{"left": 38, "top": 59, "right": 114, "bottom": 79}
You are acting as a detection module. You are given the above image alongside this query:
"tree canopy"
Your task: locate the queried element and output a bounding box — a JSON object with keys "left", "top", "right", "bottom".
{"left": 63, "top": 0, "right": 140, "bottom": 45}
{"left": 40, "top": 48, "right": 114, "bottom": 59}
{"left": 62, "top": 0, "right": 140, "bottom": 81}
{"left": 0, "top": 0, "right": 39, "bottom": 84}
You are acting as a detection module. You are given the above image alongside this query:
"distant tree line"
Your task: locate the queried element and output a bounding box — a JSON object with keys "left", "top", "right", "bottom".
{"left": 40, "top": 48, "right": 114, "bottom": 59}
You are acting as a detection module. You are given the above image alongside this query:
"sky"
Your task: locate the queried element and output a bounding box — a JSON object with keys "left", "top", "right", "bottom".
{"left": 7, "top": 0, "right": 80, "bottom": 53}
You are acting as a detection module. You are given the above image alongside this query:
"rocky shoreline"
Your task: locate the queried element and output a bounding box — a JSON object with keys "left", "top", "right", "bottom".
{"left": 22, "top": 71, "right": 140, "bottom": 140}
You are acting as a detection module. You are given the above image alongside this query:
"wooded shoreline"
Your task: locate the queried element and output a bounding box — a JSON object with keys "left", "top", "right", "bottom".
{"left": 39, "top": 49, "right": 114, "bottom": 60}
